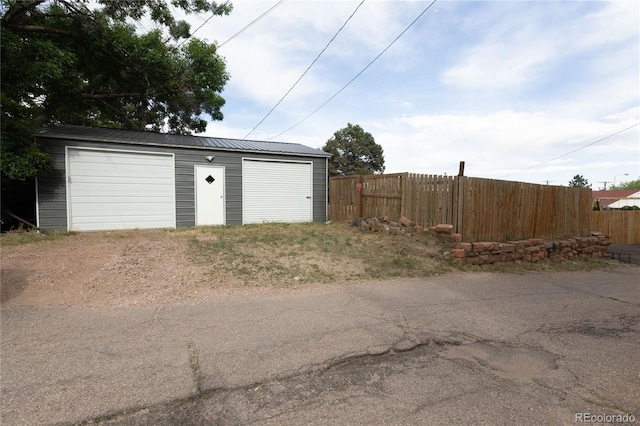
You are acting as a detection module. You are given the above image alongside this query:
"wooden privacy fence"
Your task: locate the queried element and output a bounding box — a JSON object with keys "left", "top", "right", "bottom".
{"left": 329, "top": 173, "right": 593, "bottom": 242}
{"left": 591, "top": 211, "right": 640, "bottom": 244}
{"left": 457, "top": 177, "right": 592, "bottom": 242}
{"left": 329, "top": 173, "right": 455, "bottom": 227}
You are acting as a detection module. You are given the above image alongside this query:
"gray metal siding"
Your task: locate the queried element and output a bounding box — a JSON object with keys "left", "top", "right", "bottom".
{"left": 174, "top": 149, "right": 242, "bottom": 227}
{"left": 36, "top": 137, "right": 328, "bottom": 231}
{"left": 313, "top": 157, "right": 328, "bottom": 222}
{"left": 37, "top": 142, "right": 68, "bottom": 231}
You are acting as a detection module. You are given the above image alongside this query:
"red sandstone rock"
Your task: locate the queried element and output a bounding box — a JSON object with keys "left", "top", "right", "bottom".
{"left": 399, "top": 216, "right": 413, "bottom": 227}
{"left": 435, "top": 224, "right": 453, "bottom": 234}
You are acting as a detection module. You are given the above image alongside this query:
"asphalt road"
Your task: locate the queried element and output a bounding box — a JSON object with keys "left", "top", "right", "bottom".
{"left": 1, "top": 267, "right": 639, "bottom": 425}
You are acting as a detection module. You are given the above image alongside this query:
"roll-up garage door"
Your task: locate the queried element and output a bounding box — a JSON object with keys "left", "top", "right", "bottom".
{"left": 67, "top": 148, "right": 175, "bottom": 231}
{"left": 242, "top": 159, "right": 312, "bottom": 224}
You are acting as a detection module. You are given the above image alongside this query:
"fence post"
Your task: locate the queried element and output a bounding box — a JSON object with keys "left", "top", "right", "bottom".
{"left": 454, "top": 176, "right": 464, "bottom": 238}
{"left": 356, "top": 174, "right": 363, "bottom": 218}
{"left": 454, "top": 162, "right": 465, "bottom": 238}
{"left": 400, "top": 172, "right": 408, "bottom": 218}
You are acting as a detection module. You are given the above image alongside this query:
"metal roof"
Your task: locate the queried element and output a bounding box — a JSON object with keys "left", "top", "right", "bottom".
{"left": 38, "top": 125, "right": 331, "bottom": 157}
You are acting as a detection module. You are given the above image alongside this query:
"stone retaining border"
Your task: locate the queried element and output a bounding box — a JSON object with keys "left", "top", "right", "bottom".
{"left": 428, "top": 225, "right": 611, "bottom": 265}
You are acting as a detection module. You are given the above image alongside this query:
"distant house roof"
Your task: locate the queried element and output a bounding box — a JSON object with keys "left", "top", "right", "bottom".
{"left": 38, "top": 125, "right": 331, "bottom": 158}
{"left": 593, "top": 190, "right": 640, "bottom": 208}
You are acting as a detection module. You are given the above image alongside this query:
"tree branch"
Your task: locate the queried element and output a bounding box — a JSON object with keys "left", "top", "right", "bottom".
{"left": 82, "top": 93, "right": 144, "bottom": 99}
{"left": 56, "top": 0, "right": 93, "bottom": 18}
{"left": 1, "top": 0, "right": 46, "bottom": 27}
{"left": 12, "top": 25, "right": 74, "bottom": 35}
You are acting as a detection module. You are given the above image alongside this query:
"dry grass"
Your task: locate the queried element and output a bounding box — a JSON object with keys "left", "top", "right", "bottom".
{"left": 177, "top": 222, "right": 447, "bottom": 287}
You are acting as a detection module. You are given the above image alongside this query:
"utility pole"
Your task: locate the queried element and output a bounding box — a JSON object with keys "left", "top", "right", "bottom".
{"left": 598, "top": 181, "right": 611, "bottom": 190}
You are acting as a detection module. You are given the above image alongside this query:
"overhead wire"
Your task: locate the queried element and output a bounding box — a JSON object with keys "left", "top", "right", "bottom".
{"left": 218, "top": 0, "right": 285, "bottom": 49}
{"left": 176, "top": 1, "right": 234, "bottom": 48}
{"left": 243, "top": 0, "right": 366, "bottom": 139}
{"left": 498, "top": 122, "right": 640, "bottom": 178}
{"left": 175, "top": 0, "right": 263, "bottom": 49}
{"left": 176, "top": 16, "right": 216, "bottom": 48}
{"left": 267, "top": 0, "right": 438, "bottom": 141}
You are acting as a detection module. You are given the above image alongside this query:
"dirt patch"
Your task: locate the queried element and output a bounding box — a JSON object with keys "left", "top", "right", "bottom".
{"left": 1, "top": 230, "right": 214, "bottom": 309}
{"left": 0, "top": 224, "right": 444, "bottom": 310}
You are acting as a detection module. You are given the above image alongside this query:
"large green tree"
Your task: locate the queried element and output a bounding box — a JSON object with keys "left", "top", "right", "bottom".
{"left": 1, "top": 0, "right": 232, "bottom": 180}
{"left": 323, "top": 123, "right": 385, "bottom": 177}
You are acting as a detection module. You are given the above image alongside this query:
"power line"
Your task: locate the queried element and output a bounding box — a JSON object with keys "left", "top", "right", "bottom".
{"left": 177, "top": 14, "right": 217, "bottom": 48}
{"left": 499, "top": 122, "right": 640, "bottom": 179}
{"left": 244, "top": 0, "right": 366, "bottom": 139}
{"left": 267, "top": 0, "right": 438, "bottom": 141}
{"left": 177, "top": 0, "right": 274, "bottom": 49}
{"left": 176, "top": 1, "right": 234, "bottom": 49}
{"left": 218, "top": 1, "right": 285, "bottom": 49}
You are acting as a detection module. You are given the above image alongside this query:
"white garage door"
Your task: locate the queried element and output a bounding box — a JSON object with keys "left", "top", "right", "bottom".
{"left": 243, "top": 159, "right": 312, "bottom": 224}
{"left": 67, "top": 148, "right": 175, "bottom": 231}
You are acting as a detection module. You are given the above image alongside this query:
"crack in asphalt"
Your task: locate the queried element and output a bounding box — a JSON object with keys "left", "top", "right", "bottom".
{"left": 187, "top": 341, "right": 202, "bottom": 395}
{"left": 74, "top": 335, "right": 467, "bottom": 425}
{"left": 66, "top": 326, "right": 639, "bottom": 425}
{"left": 534, "top": 314, "right": 640, "bottom": 338}
{"left": 547, "top": 281, "right": 640, "bottom": 307}
{"left": 71, "top": 312, "right": 640, "bottom": 425}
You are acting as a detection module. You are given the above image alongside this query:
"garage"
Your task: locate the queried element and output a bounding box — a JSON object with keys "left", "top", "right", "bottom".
{"left": 35, "top": 125, "right": 330, "bottom": 232}
{"left": 242, "top": 159, "right": 312, "bottom": 224}
{"left": 66, "top": 148, "right": 175, "bottom": 231}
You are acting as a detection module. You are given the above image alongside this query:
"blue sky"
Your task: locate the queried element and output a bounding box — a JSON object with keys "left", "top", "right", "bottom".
{"left": 182, "top": 0, "right": 638, "bottom": 188}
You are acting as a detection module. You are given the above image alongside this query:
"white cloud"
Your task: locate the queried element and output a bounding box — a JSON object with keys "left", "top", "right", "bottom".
{"left": 440, "top": 0, "right": 639, "bottom": 92}
{"left": 202, "top": 2, "right": 351, "bottom": 107}
{"left": 439, "top": 3, "right": 557, "bottom": 89}
{"left": 577, "top": 0, "right": 639, "bottom": 48}
{"left": 220, "top": 36, "right": 330, "bottom": 106}
{"left": 441, "top": 40, "right": 554, "bottom": 89}
{"left": 603, "top": 107, "right": 640, "bottom": 122}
